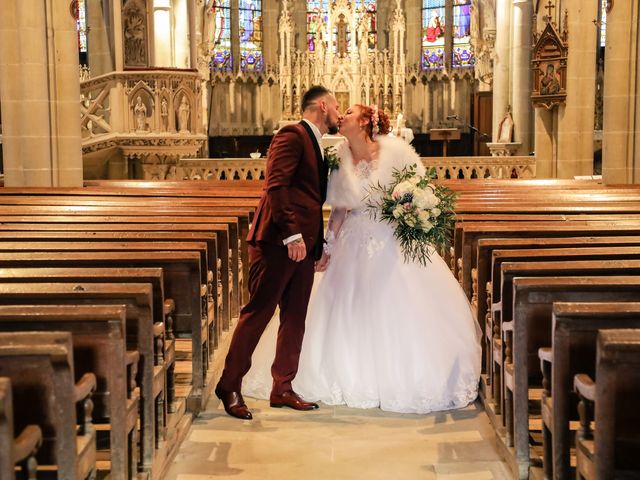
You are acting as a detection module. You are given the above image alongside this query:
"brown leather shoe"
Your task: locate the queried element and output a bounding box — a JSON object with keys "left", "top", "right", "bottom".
{"left": 215, "top": 385, "right": 252, "bottom": 420}
{"left": 270, "top": 390, "right": 319, "bottom": 411}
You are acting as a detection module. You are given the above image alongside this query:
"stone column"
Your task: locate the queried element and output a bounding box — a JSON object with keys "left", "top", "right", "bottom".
{"left": 0, "top": 0, "right": 83, "bottom": 186}
{"left": 492, "top": 0, "right": 511, "bottom": 141}
{"left": 87, "top": 0, "right": 115, "bottom": 75}
{"left": 534, "top": 107, "right": 556, "bottom": 177}
{"left": 556, "top": 0, "right": 598, "bottom": 178}
{"left": 602, "top": 0, "right": 640, "bottom": 183}
{"left": 510, "top": 0, "right": 533, "bottom": 155}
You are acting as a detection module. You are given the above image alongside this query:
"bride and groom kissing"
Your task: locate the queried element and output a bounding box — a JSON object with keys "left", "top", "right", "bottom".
{"left": 215, "top": 85, "right": 482, "bottom": 420}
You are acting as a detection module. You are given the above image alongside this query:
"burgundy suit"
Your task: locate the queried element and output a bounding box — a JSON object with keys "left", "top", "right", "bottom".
{"left": 218, "top": 121, "right": 328, "bottom": 395}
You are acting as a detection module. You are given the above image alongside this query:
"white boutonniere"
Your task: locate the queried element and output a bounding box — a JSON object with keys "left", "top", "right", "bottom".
{"left": 324, "top": 146, "right": 340, "bottom": 173}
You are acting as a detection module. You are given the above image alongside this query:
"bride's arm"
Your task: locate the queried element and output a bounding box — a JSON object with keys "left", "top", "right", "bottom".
{"left": 315, "top": 207, "right": 347, "bottom": 272}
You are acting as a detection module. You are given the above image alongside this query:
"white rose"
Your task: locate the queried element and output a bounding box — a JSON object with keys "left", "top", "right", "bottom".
{"left": 417, "top": 210, "right": 430, "bottom": 226}
{"left": 421, "top": 220, "right": 433, "bottom": 232}
{"left": 392, "top": 205, "right": 404, "bottom": 219}
{"left": 431, "top": 207, "right": 441, "bottom": 218}
{"left": 405, "top": 216, "right": 417, "bottom": 228}
{"left": 392, "top": 181, "right": 414, "bottom": 198}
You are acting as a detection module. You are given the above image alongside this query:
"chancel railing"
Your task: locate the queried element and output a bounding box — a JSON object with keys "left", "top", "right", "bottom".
{"left": 80, "top": 69, "right": 207, "bottom": 176}
{"left": 142, "top": 156, "right": 537, "bottom": 181}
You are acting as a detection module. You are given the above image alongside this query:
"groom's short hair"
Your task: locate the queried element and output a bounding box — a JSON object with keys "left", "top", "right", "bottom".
{"left": 301, "top": 86, "right": 332, "bottom": 112}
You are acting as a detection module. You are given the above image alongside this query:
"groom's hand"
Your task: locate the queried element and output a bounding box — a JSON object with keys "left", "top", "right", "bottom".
{"left": 315, "top": 252, "right": 330, "bottom": 272}
{"left": 287, "top": 238, "right": 307, "bottom": 262}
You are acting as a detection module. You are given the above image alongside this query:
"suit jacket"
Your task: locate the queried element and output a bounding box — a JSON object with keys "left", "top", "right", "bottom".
{"left": 247, "top": 121, "right": 328, "bottom": 260}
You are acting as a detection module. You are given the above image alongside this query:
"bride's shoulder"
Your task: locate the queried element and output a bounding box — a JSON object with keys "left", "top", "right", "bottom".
{"left": 377, "top": 135, "right": 421, "bottom": 169}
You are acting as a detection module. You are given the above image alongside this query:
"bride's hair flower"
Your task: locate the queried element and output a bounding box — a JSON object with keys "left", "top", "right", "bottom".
{"left": 370, "top": 104, "right": 380, "bottom": 138}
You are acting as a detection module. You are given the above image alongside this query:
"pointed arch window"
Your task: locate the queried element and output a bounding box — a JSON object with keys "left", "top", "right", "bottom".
{"left": 422, "top": 0, "right": 446, "bottom": 69}
{"left": 239, "top": 0, "right": 263, "bottom": 71}
{"left": 76, "top": 0, "right": 88, "bottom": 53}
{"left": 356, "top": 0, "right": 377, "bottom": 51}
{"left": 210, "top": 0, "right": 233, "bottom": 71}
{"left": 452, "top": 0, "right": 474, "bottom": 67}
{"left": 598, "top": 0, "right": 607, "bottom": 47}
{"left": 307, "top": 0, "right": 329, "bottom": 53}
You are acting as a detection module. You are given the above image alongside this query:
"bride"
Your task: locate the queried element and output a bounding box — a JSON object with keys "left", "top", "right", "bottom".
{"left": 243, "top": 104, "right": 481, "bottom": 414}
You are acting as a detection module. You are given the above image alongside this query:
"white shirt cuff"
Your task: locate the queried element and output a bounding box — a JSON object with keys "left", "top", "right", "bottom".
{"left": 283, "top": 233, "right": 303, "bottom": 245}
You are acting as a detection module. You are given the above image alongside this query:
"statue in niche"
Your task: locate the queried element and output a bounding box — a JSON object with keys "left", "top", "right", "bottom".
{"left": 133, "top": 96, "right": 148, "bottom": 132}
{"left": 161, "top": 98, "right": 169, "bottom": 131}
{"left": 165, "top": 165, "right": 178, "bottom": 180}
{"left": 336, "top": 14, "right": 348, "bottom": 57}
{"left": 315, "top": 16, "right": 326, "bottom": 60}
{"left": 123, "top": 0, "right": 147, "bottom": 66}
{"left": 358, "top": 16, "right": 369, "bottom": 62}
{"left": 470, "top": 0, "right": 481, "bottom": 46}
{"left": 178, "top": 96, "right": 191, "bottom": 133}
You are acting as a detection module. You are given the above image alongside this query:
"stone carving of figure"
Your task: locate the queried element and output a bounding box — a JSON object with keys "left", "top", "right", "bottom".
{"left": 540, "top": 63, "right": 561, "bottom": 95}
{"left": 123, "top": 0, "right": 147, "bottom": 66}
{"left": 358, "top": 16, "right": 369, "bottom": 62}
{"left": 165, "top": 165, "right": 177, "bottom": 180}
{"left": 161, "top": 98, "right": 169, "bottom": 131}
{"left": 178, "top": 96, "right": 191, "bottom": 133}
{"left": 315, "top": 17, "right": 326, "bottom": 60}
{"left": 134, "top": 95, "right": 147, "bottom": 131}
{"left": 470, "top": 0, "right": 481, "bottom": 46}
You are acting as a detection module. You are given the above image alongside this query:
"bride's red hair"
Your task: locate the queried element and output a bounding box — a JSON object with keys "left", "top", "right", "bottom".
{"left": 356, "top": 104, "right": 391, "bottom": 139}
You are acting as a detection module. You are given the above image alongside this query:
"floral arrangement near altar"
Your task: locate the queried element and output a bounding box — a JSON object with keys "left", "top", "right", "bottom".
{"left": 367, "top": 164, "right": 457, "bottom": 265}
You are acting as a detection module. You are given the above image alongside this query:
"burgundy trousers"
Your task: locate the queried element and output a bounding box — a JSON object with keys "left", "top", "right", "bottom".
{"left": 217, "top": 241, "right": 315, "bottom": 395}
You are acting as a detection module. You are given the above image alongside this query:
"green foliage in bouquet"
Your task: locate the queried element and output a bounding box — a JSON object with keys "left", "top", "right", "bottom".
{"left": 366, "top": 164, "right": 457, "bottom": 266}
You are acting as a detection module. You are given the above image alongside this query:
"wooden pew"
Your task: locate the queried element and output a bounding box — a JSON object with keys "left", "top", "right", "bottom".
{"left": 574, "top": 329, "right": 640, "bottom": 480}
{"left": 457, "top": 221, "right": 640, "bottom": 297}
{"left": 0, "top": 332, "right": 97, "bottom": 480}
{"left": 0, "top": 222, "right": 232, "bottom": 330}
{"left": 473, "top": 237, "right": 640, "bottom": 392}
{"left": 484, "top": 259, "right": 640, "bottom": 415}
{"left": 0, "top": 215, "right": 237, "bottom": 324}
{"left": 503, "top": 277, "right": 640, "bottom": 479}
{"left": 0, "top": 282, "right": 160, "bottom": 474}
{"left": 0, "top": 252, "right": 208, "bottom": 413}
{"left": 537, "top": 302, "right": 640, "bottom": 480}
{"left": 0, "top": 377, "right": 42, "bottom": 480}
{"left": 0, "top": 305, "right": 138, "bottom": 480}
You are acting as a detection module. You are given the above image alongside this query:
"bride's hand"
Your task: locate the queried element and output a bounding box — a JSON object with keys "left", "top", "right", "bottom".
{"left": 315, "top": 251, "right": 330, "bottom": 272}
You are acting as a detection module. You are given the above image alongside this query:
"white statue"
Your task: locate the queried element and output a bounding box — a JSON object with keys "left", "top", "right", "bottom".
{"left": 161, "top": 98, "right": 169, "bottom": 131}
{"left": 358, "top": 17, "right": 369, "bottom": 62}
{"left": 178, "top": 96, "right": 190, "bottom": 133}
{"left": 134, "top": 95, "right": 147, "bottom": 131}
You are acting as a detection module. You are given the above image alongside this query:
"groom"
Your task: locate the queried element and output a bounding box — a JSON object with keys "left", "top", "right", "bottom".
{"left": 215, "top": 86, "right": 341, "bottom": 419}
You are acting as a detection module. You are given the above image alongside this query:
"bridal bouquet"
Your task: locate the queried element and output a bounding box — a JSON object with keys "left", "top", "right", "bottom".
{"left": 367, "top": 164, "right": 457, "bottom": 265}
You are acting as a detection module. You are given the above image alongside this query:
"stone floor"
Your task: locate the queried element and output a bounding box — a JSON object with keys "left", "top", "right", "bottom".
{"left": 165, "top": 397, "right": 512, "bottom": 480}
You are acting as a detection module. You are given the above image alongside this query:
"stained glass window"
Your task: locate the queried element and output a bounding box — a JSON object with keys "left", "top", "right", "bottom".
{"left": 452, "top": 0, "right": 474, "bottom": 67}
{"left": 239, "top": 0, "right": 263, "bottom": 71}
{"left": 356, "top": 0, "right": 377, "bottom": 50}
{"left": 599, "top": 0, "right": 607, "bottom": 47}
{"left": 210, "top": 0, "right": 232, "bottom": 71}
{"left": 76, "top": 0, "right": 88, "bottom": 53}
{"left": 422, "top": 0, "right": 446, "bottom": 69}
{"left": 307, "top": 0, "right": 329, "bottom": 53}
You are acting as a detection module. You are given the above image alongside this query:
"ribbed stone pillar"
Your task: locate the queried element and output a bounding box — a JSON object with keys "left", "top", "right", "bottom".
{"left": 492, "top": 0, "right": 512, "bottom": 141}
{"left": 511, "top": 0, "right": 533, "bottom": 155}
{"left": 602, "top": 0, "right": 640, "bottom": 183}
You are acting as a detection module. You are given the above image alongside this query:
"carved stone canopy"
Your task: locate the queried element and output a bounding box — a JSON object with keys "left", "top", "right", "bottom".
{"left": 531, "top": 14, "right": 568, "bottom": 110}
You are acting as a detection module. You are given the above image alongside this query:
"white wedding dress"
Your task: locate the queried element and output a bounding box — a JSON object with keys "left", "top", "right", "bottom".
{"left": 243, "top": 136, "right": 482, "bottom": 414}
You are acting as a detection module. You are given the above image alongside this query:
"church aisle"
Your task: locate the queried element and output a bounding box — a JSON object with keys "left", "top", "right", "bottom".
{"left": 165, "top": 397, "right": 511, "bottom": 479}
